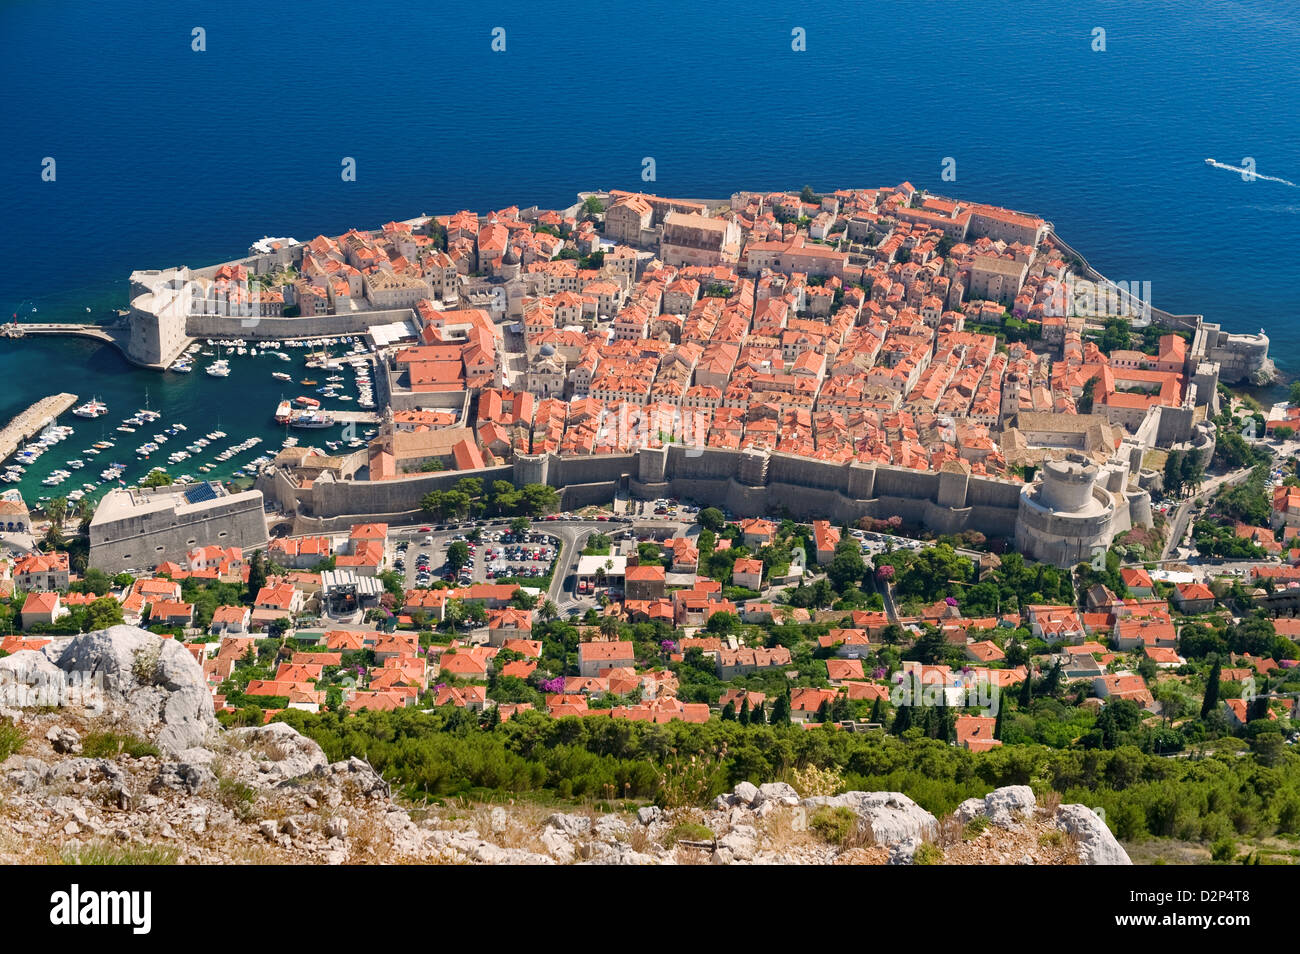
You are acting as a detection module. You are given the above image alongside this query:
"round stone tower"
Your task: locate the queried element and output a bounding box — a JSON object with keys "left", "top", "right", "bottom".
{"left": 1039, "top": 454, "right": 1098, "bottom": 513}
{"left": 1015, "top": 452, "right": 1117, "bottom": 568}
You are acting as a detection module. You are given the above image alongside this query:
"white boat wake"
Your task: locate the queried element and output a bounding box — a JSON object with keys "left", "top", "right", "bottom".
{"left": 1205, "top": 158, "right": 1298, "bottom": 187}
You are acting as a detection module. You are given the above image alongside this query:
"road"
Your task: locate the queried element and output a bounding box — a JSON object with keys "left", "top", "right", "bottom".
{"left": 1160, "top": 464, "right": 1257, "bottom": 562}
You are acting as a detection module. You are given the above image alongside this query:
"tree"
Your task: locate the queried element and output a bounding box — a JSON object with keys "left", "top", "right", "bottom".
{"left": 770, "top": 692, "right": 791, "bottom": 725}
{"left": 509, "top": 516, "right": 531, "bottom": 537}
{"left": 816, "top": 699, "right": 832, "bottom": 724}
{"left": 539, "top": 600, "right": 558, "bottom": 623}
{"left": 1078, "top": 376, "right": 1096, "bottom": 414}
{"left": 800, "top": 185, "right": 817, "bottom": 204}
{"left": 698, "top": 507, "right": 725, "bottom": 532}
{"left": 46, "top": 497, "right": 68, "bottom": 534}
{"left": 85, "top": 596, "right": 124, "bottom": 631}
{"left": 446, "top": 541, "right": 470, "bottom": 574}
{"left": 1018, "top": 668, "right": 1033, "bottom": 708}
{"left": 598, "top": 616, "right": 620, "bottom": 640}
{"left": 738, "top": 698, "right": 751, "bottom": 725}
{"left": 1201, "top": 658, "right": 1222, "bottom": 719}
{"left": 869, "top": 697, "right": 884, "bottom": 725}
{"left": 582, "top": 195, "right": 604, "bottom": 216}
{"left": 140, "top": 470, "right": 173, "bottom": 488}
{"left": 247, "top": 550, "right": 267, "bottom": 602}
{"left": 721, "top": 701, "right": 736, "bottom": 721}
{"left": 891, "top": 703, "right": 913, "bottom": 735}
{"left": 705, "top": 611, "right": 740, "bottom": 636}
{"left": 993, "top": 701, "right": 1004, "bottom": 740}
{"left": 827, "top": 539, "right": 867, "bottom": 592}
{"left": 750, "top": 701, "right": 765, "bottom": 725}
{"left": 1163, "top": 450, "right": 1185, "bottom": 498}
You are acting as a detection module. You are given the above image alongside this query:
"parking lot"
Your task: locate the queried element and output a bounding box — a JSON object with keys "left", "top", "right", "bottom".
{"left": 393, "top": 526, "right": 560, "bottom": 590}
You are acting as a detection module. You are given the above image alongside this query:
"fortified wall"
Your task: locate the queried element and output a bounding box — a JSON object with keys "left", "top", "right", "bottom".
{"left": 265, "top": 445, "right": 1026, "bottom": 542}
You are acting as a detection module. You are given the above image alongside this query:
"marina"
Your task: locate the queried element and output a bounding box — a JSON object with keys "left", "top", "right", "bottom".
{"left": 0, "top": 333, "right": 384, "bottom": 509}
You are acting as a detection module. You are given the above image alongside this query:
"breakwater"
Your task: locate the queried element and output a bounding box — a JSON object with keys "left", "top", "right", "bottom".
{"left": 0, "top": 393, "right": 79, "bottom": 463}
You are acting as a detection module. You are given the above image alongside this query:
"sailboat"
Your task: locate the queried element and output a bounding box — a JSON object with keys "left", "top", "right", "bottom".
{"left": 206, "top": 342, "right": 231, "bottom": 378}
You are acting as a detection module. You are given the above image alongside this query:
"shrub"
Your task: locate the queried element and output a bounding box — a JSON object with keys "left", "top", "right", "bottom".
{"left": 131, "top": 642, "right": 162, "bottom": 684}
{"left": 664, "top": 822, "right": 715, "bottom": 846}
{"left": 81, "top": 731, "right": 160, "bottom": 759}
{"left": 59, "top": 842, "right": 179, "bottom": 865}
{"left": 791, "top": 763, "right": 844, "bottom": 798}
{"left": 809, "top": 806, "right": 859, "bottom": 846}
{"left": 217, "top": 778, "right": 259, "bottom": 821}
{"left": 912, "top": 842, "right": 943, "bottom": 865}
{"left": 963, "top": 815, "right": 991, "bottom": 839}
{"left": 0, "top": 720, "right": 25, "bottom": 761}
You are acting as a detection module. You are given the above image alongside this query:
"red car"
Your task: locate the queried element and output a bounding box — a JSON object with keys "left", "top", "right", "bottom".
{"left": 419, "top": 526, "right": 432, "bottom": 532}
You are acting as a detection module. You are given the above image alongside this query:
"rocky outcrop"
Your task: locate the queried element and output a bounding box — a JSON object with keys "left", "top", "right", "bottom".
{"left": 1055, "top": 804, "right": 1132, "bottom": 865}
{"left": 955, "top": 785, "right": 1037, "bottom": 828}
{"left": 803, "top": 791, "right": 938, "bottom": 845}
{"left": 0, "top": 637, "right": 1132, "bottom": 866}
{"left": 43, "top": 625, "right": 215, "bottom": 756}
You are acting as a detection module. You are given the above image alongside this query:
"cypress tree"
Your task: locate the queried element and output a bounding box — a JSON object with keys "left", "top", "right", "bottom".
{"left": 739, "top": 698, "right": 751, "bottom": 725}
{"left": 993, "top": 700, "right": 1004, "bottom": 740}
{"left": 771, "top": 693, "right": 790, "bottom": 725}
{"left": 869, "top": 697, "right": 884, "bottom": 724}
{"left": 1019, "top": 668, "right": 1034, "bottom": 709}
{"left": 721, "top": 701, "right": 736, "bottom": 721}
{"left": 816, "top": 699, "right": 831, "bottom": 724}
{"left": 1044, "top": 660, "right": 1063, "bottom": 697}
{"left": 1201, "top": 658, "right": 1222, "bottom": 719}
{"left": 891, "top": 703, "right": 913, "bottom": 735}
{"left": 751, "top": 702, "right": 765, "bottom": 725}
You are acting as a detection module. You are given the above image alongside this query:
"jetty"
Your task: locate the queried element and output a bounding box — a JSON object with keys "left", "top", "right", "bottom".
{"left": 0, "top": 393, "right": 78, "bottom": 463}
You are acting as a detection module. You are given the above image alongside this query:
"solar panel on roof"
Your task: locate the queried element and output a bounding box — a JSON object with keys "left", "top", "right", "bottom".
{"left": 183, "top": 482, "right": 219, "bottom": 505}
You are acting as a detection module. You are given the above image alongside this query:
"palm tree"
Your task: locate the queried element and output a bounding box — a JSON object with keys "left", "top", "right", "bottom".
{"left": 598, "top": 615, "right": 619, "bottom": 640}
{"left": 539, "top": 599, "right": 558, "bottom": 622}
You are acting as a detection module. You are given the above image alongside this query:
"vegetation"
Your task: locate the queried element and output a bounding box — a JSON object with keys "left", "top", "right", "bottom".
{"left": 421, "top": 478, "right": 559, "bottom": 520}
{"left": 272, "top": 706, "right": 1300, "bottom": 847}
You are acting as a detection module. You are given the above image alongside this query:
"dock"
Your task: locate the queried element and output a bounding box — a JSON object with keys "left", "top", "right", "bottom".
{"left": 0, "top": 393, "right": 79, "bottom": 463}
{"left": 328, "top": 411, "right": 381, "bottom": 424}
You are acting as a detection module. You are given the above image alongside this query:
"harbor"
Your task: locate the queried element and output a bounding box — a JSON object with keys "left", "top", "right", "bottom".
{"left": 0, "top": 331, "right": 385, "bottom": 509}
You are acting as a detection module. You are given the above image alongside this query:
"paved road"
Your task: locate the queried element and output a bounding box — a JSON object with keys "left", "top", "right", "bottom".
{"left": 1160, "top": 464, "right": 1256, "bottom": 562}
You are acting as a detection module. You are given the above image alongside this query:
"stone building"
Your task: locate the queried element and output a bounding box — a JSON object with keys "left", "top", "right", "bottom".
{"left": 88, "top": 482, "right": 268, "bottom": 574}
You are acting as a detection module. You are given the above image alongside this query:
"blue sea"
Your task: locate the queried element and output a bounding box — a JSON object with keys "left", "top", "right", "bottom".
{"left": 0, "top": 0, "right": 1297, "bottom": 497}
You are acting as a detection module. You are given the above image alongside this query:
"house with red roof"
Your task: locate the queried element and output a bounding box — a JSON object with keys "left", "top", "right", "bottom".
{"left": 732, "top": 557, "right": 764, "bottom": 591}
{"left": 13, "top": 552, "right": 70, "bottom": 591}
{"left": 20, "top": 591, "right": 66, "bottom": 630}
{"left": 955, "top": 714, "right": 1001, "bottom": 752}
{"left": 209, "top": 604, "right": 251, "bottom": 636}
{"left": 812, "top": 520, "right": 841, "bottom": 566}
{"left": 486, "top": 607, "right": 532, "bottom": 646}
{"left": 577, "top": 639, "right": 635, "bottom": 677}
{"left": 1171, "top": 582, "right": 1215, "bottom": 614}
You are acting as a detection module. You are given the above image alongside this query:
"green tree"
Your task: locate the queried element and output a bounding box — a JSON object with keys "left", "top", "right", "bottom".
{"left": 85, "top": 596, "right": 124, "bottom": 631}
{"left": 1163, "top": 450, "right": 1184, "bottom": 498}
{"left": 46, "top": 497, "right": 68, "bottom": 534}
{"left": 827, "top": 539, "right": 867, "bottom": 592}
{"left": 247, "top": 550, "right": 267, "bottom": 602}
{"left": 140, "top": 470, "right": 173, "bottom": 488}
{"left": 697, "top": 507, "right": 725, "bottom": 532}
{"left": 446, "top": 541, "right": 470, "bottom": 574}
{"left": 509, "top": 516, "right": 531, "bottom": 537}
